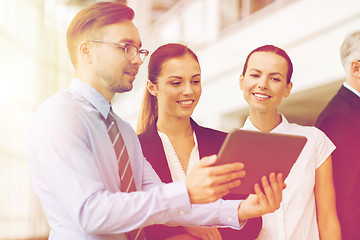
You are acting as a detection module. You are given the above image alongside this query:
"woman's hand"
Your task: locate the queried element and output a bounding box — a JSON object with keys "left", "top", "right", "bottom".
{"left": 165, "top": 233, "right": 199, "bottom": 240}
{"left": 238, "top": 172, "right": 284, "bottom": 220}
{"left": 183, "top": 226, "right": 222, "bottom": 240}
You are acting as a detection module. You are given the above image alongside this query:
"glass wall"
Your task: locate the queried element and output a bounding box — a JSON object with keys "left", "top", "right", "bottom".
{"left": 0, "top": 0, "right": 76, "bottom": 238}
{"left": 220, "top": 0, "right": 276, "bottom": 29}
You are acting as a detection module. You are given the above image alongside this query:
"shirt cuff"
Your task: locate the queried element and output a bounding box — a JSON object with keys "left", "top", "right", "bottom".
{"left": 162, "top": 181, "right": 192, "bottom": 218}
{"left": 218, "top": 199, "right": 247, "bottom": 229}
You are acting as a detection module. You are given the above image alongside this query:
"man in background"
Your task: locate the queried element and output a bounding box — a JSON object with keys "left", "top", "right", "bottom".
{"left": 316, "top": 30, "right": 360, "bottom": 240}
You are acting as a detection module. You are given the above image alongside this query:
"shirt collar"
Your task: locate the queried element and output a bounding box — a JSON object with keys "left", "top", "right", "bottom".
{"left": 343, "top": 82, "right": 360, "bottom": 98}
{"left": 193, "top": 130, "right": 199, "bottom": 148}
{"left": 242, "top": 114, "right": 290, "bottom": 133}
{"left": 69, "top": 78, "right": 111, "bottom": 119}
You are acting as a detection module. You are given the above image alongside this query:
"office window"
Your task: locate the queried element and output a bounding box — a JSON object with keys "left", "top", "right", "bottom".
{"left": 251, "top": 0, "right": 275, "bottom": 13}
{"left": 221, "top": 0, "right": 276, "bottom": 29}
{"left": 150, "top": 0, "right": 181, "bottom": 23}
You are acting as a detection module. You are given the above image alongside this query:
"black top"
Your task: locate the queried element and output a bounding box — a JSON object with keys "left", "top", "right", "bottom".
{"left": 138, "top": 118, "right": 262, "bottom": 239}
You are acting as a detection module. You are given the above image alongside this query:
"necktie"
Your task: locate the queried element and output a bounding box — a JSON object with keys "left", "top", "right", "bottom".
{"left": 105, "top": 107, "right": 145, "bottom": 240}
{"left": 106, "top": 108, "right": 136, "bottom": 192}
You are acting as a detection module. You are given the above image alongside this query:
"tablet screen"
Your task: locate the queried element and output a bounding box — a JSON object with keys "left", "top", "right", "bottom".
{"left": 216, "top": 129, "right": 307, "bottom": 195}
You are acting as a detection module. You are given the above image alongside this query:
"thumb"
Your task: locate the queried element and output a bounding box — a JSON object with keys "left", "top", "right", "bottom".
{"left": 198, "top": 155, "right": 217, "bottom": 167}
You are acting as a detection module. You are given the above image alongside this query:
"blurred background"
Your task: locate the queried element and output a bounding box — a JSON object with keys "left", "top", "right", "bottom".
{"left": 1, "top": 0, "right": 359, "bottom": 239}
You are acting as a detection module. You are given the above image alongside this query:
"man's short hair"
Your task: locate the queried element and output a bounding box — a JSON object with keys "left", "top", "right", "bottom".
{"left": 66, "top": 1, "right": 134, "bottom": 67}
{"left": 340, "top": 30, "right": 360, "bottom": 74}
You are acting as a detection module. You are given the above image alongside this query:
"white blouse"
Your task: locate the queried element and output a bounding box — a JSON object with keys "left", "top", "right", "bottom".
{"left": 158, "top": 131, "right": 200, "bottom": 181}
{"left": 242, "top": 115, "right": 336, "bottom": 240}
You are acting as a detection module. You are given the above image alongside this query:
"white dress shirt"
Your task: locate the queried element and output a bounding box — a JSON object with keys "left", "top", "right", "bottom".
{"left": 242, "top": 115, "right": 335, "bottom": 240}
{"left": 27, "top": 78, "right": 242, "bottom": 240}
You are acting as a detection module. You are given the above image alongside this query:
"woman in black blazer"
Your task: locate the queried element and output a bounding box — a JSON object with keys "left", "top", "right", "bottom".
{"left": 137, "top": 43, "right": 261, "bottom": 240}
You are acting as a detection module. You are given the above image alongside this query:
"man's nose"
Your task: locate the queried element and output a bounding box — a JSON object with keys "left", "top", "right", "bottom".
{"left": 130, "top": 53, "right": 143, "bottom": 65}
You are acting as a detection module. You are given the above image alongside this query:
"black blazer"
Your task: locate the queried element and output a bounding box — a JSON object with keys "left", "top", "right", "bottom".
{"left": 316, "top": 85, "right": 360, "bottom": 240}
{"left": 138, "top": 118, "right": 261, "bottom": 240}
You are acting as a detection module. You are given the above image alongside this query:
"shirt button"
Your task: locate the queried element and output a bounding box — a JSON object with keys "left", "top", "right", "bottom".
{"left": 227, "top": 217, "right": 233, "bottom": 222}
{"left": 179, "top": 211, "right": 185, "bottom": 215}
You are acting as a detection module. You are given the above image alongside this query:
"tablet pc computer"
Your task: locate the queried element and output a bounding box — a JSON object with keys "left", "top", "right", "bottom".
{"left": 216, "top": 129, "right": 307, "bottom": 195}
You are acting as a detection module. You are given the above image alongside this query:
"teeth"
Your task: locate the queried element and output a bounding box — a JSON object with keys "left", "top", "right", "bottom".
{"left": 178, "top": 100, "right": 193, "bottom": 105}
{"left": 253, "top": 93, "right": 270, "bottom": 99}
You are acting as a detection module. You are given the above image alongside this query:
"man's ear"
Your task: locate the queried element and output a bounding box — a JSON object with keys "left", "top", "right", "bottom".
{"left": 239, "top": 74, "right": 244, "bottom": 90}
{"left": 351, "top": 60, "right": 360, "bottom": 77}
{"left": 146, "top": 80, "right": 158, "bottom": 96}
{"left": 79, "top": 40, "right": 92, "bottom": 63}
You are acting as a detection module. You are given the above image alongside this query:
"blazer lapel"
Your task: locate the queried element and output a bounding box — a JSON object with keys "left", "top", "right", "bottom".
{"left": 138, "top": 121, "right": 173, "bottom": 183}
{"left": 339, "top": 85, "right": 360, "bottom": 109}
{"left": 191, "top": 119, "right": 208, "bottom": 159}
{"left": 190, "top": 118, "right": 227, "bottom": 159}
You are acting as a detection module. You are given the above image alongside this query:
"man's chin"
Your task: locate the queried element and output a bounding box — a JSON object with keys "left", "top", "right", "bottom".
{"left": 116, "top": 84, "right": 133, "bottom": 94}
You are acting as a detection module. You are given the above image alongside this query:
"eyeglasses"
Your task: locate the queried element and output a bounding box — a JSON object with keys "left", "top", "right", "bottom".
{"left": 87, "top": 40, "right": 149, "bottom": 62}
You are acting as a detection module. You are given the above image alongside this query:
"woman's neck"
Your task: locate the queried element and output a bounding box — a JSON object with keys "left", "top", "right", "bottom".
{"left": 156, "top": 116, "right": 193, "bottom": 138}
{"left": 249, "top": 110, "right": 282, "bottom": 133}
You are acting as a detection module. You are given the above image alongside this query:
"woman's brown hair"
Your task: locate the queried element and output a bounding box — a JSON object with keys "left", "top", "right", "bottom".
{"left": 137, "top": 43, "right": 199, "bottom": 134}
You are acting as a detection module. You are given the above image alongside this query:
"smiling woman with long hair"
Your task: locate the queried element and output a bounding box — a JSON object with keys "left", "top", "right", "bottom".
{"left": 137, "top": 43, "right": 262, "bottom": 240}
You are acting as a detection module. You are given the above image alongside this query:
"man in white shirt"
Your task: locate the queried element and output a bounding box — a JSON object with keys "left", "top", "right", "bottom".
{"left": 316, "top": 30, "right": 360, "bottom": 240}
{"left": 27, "top": 2, "right": 284, "bottom": 239}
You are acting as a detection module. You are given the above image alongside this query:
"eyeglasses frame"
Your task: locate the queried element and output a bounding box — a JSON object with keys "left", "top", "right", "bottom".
{"left": 87, "top": 39, "right": 149, "bottom": 62}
